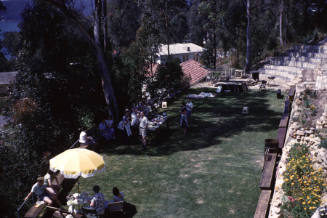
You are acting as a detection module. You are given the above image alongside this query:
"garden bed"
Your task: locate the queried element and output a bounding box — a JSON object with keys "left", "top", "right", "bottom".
{"left": 269, "top": 84, "right": 327, "bottom": 218}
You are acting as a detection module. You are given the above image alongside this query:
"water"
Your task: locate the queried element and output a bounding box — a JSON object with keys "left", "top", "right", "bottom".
{"left": 0, "top": 20, "right": 19, "bottom": 36}
{"left": 0, "top": 20, "right": 19, "bottom": 58}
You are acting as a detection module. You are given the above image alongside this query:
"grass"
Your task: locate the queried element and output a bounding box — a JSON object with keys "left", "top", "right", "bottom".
{"left": 71, "top": 88, "right": 284, "bottom": 218}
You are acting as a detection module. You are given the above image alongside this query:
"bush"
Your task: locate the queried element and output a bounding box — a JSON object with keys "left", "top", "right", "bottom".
{"left": 282, "top": 143, "right": 326, "bottom": 217}
{"left": 148, "top": 58, "right": 189, "bottom": 100}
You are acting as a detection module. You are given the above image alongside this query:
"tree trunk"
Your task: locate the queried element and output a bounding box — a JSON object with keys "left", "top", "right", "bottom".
{"left": 94, "top": 0, "right": 119, "bottom": 120}
{"left": 95, "top": 0, "right": 103, "bottom": 47}
{"left": 245, "top": 0, "right": 251, "bottom": 73}
{"left": 46, "top": 0, "right": 120, "bottom": 121}
{"left": 279, "top": 0, "right": 284, "bottom": 47}
{"left": 213, "top": 32, "right": 217, "bottom": 69}
{"left": 102, "top": 0, "right": 108, "bottom": 51}
{"left": 165, "top": 1, "right": 170, "bottom": 59}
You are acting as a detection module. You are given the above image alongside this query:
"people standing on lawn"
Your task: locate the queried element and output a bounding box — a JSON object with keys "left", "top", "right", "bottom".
{"left": 122, "top": 109, "right": 132, "bottom": 143}
{"left": 98, "top": 116, "right": 115, "bottom": 142}
{"left": 181, "top": 102, "right": 186, "bottom": 112}
{"left": 139, "top": 111, "right": 148, "bottom": 149}
{"left": 186, "top": 99, "right": 193, "bottom": 119}
{"left": 180, "top": 108, "right": 189, "bottom": 135}
{"left": 130, "top": 108, "right": 139, "bottom": 137}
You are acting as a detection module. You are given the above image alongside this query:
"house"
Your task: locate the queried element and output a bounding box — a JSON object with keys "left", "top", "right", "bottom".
{"left": 0, "top": 71, "right": 17, "bottom": 95}
{"left": 155, "top": 43, "right": 205, "bottom": 64}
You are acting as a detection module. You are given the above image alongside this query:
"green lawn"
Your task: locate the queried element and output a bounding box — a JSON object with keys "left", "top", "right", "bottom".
{"left": 72, "top": 89, "right": 284, "bottom": 218}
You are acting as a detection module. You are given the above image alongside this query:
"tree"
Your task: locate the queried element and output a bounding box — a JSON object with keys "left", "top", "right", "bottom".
{"left": 196, "top": 0, "right": 229, "bottom": 69}
{"left": 2, "top": 32, "right": 22, "bottom": 57}
{"left": 107, "top": 0, "right": 142, "bottom": 49}
{"left": 45, "top": 0, "right": 120, "bottom": 120}
{"left": 148, "top": 58, "right": 188, "bottom": 99}
{"left": 245, "top": 0, "right": 251, "bottom": 73}
{"left": 279, "top": 0, "right": 284, "bottom": 47}
{"left": 140, "top": 0, "right": 188, "bottom": 58}
{"left": 0, "top": 1, "right": 9, "bottom": 72}
{"left": 2, "top": 2, "right": 111, "bottom": 216}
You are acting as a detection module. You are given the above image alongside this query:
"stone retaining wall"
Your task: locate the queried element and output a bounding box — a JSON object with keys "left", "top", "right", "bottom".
{"left": 269, "top": 83, "right": 327, "bottom": 217}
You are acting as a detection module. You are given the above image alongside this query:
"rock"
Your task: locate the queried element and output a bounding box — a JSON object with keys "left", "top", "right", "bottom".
{"left": 297, "top": 130, "right": 305, "bottom": 136}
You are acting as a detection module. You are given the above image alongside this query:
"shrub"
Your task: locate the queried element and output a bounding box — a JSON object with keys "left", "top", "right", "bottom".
{"left": 282, "top": 143, "right": 326, "bottom": 217}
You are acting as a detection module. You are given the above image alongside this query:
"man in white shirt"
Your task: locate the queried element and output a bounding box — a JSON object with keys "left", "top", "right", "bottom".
{"left": 139, "top": 112, "right": 148, "bottom": 149}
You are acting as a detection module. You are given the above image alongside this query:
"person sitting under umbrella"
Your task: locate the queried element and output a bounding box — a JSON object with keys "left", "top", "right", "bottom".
{"left": 112, "top": 187, "right": 124, "bottom": 202}
{"left": 24, "top": 177, "right": 53, "bottom": 205}
{"left": 90, "top": 185, "right": 105, "bottom": 216}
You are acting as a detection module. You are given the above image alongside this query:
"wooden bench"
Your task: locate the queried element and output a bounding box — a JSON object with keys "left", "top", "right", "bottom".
{"left": 260, "top": 152, "right": 277, "bottom": 189}
{"left": 283, "top": 100, "right": 290, "bottom": 117}
{"left": 24, "top": 174, "right": 65, "bottom": 218}
{"left": 279, "top": 116, "right": 289, "bottom": 128}
{"left": 254, "top": 189, "right": 272, "bottom": 218}
{"left": 277, "top": 127, "right": 287, "bottom": 149}
{"left": 104, "top": 201, "right": 125, "bottom": 218}
{"left": 24, "top": 203, "right": 46, "bottom": 218}
{"left": 264, "top": 139, "right": 279, "bottom": 154}
{"left": 24, "top": 175, "right": 78, "bottom": 218}
{"left": 288, "top": 86, "right": 296, "bottom": 102}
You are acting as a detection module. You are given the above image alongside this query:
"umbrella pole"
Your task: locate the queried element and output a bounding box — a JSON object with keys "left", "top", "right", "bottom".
{"left": 77, "top": 176, "right": 81, "bottom": 193}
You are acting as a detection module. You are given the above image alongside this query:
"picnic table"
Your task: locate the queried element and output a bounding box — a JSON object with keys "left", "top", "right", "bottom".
{"left": 147, "top": 114, "right": 168, "bottom": 131}
{"left": 146, "top": 114, "right": 169, "bottom": 145}
{"left": 214, "top": 81, "right": 247, "bottom": 93}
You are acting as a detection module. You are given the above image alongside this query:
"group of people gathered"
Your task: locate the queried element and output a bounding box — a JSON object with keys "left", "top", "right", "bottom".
{"left": 24, "top": 169, "right": 61, "bottom": 206}
{"left": 78, "top": 97, "right": 194, "bottom": 151}
{"left": 79, "top": 101, "right": 153, "bottom": 150}
{"left": 25, "top": 173, "right": 125, "bottom": 216}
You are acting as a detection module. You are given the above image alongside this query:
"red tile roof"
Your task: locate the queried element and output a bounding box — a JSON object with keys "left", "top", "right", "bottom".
{"left": 180, "top": 60, "right": 209, "bottom": 85}
{"left": 146, "top": 60, "right": 209, "bottom": 85}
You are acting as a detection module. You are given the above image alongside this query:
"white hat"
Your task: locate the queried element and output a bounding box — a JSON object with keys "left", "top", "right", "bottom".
{"left": 79, "top": 131, "right": 87, "bottom": 143}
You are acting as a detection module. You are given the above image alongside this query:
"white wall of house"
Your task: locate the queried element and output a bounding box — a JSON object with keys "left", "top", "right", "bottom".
{"left": 155, "top": 43, "right": 204, "bottom": 64}
{"left": 157, "top": 52, "right": 201, "bottom": 64}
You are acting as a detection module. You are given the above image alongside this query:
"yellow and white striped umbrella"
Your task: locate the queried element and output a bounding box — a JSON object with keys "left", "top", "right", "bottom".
{"left": 49, "top": 148, "right": 105, "bottom": 179}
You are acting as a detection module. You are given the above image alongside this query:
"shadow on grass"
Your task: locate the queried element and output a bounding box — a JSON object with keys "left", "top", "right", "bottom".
{"left": 102, "top": 89, "right": 283, "bottom": 157}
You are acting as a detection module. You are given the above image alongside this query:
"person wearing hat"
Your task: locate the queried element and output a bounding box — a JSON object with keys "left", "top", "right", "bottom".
{"left": 79, "top": 131, "right": 96, "bottom": 148}
{"left": 24, "top": 177, "right": 53, "bottom": 204}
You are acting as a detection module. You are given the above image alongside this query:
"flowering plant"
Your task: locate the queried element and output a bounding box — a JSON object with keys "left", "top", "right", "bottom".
{"left": 319, "top": 206, "right": 327, "bottom": 217}
{"left": 66, "top": 193, "right": 83, "bottom": 214}
{"left": 66, "top": 193, "right": 81, "bottom": 206}
{"left": 282, "top": 143, "right": 326, "bottom": 217}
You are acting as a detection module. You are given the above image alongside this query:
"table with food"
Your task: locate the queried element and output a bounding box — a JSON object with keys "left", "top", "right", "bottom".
{"left": 147, "top": 113, "right": 168, "bottom": 131}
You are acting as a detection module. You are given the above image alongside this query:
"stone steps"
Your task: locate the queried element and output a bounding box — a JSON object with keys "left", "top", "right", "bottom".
{"left": 270, "top": 58, "right": 323, "bottom": 67}
{"left": 258, "top": 43, "right": 327, "bottom": 88}
{"left": 263, "top": 65, "right": 303, "bottom": 74}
